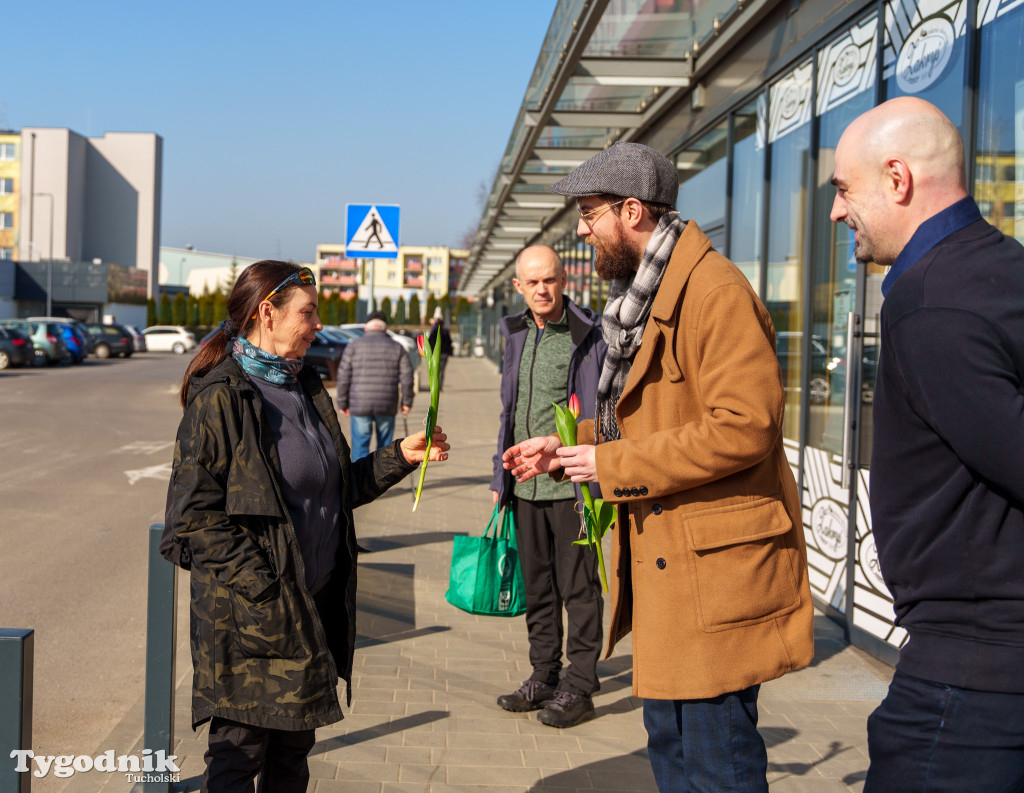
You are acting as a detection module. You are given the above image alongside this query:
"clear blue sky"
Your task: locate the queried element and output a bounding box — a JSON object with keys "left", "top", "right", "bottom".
{"left": 4, "top": 1, "right": 557, "bottom": 262}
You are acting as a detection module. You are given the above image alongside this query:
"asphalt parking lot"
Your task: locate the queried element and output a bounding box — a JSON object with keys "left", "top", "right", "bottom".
{"left": 0, "top": 352, "right": 195, "bottom": 793}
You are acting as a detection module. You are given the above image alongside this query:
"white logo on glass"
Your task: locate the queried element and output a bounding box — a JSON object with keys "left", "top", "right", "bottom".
{"left": 896, "top": 16, "right": 955, "bottom": 93}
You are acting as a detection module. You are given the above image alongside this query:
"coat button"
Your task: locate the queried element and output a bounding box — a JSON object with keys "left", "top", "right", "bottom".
{"left": 640, "top": 486, "right": 649, "bottom": 495}
{"left": 656, "top": 558, "right": 667, "bottom": 569}
{"left": 651, "top": 504, "right": 662, "bottom": 515}
{"left": 630, "top": 487, "right": 640, "bottom": 496}
{"left": 614, "top": 488, "right": 623, "bottom": 497}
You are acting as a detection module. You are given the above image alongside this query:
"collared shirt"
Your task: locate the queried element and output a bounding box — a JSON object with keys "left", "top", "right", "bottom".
{"left": 881, "top": 196, "right": 982, "bottom": 297}
{"left": 513, "top": 307, "right": 574, "bottom": 501}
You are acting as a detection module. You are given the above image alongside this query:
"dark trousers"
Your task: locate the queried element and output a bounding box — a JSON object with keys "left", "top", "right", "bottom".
{"left": 513, "top": 497, "right": 603, "bottom": 695}
{"left": 865, "top": 670, "right": 1024, "bottom": 793}
{"left": 643, "top": 687, "right": 767, "bottom": 793}
{"left": 202, "top": 717, "right": 316, "bottom": 793}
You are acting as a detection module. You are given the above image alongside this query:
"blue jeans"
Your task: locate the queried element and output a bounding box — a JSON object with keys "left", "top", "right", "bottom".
{"left": 865, "top": 670, "right": 1024, "bottom": 793}
{"left": 349, "top": 414, "right": 395, "bottom": 460}
{"left": 643, "top": 686, "right": 767, "bottom": 793}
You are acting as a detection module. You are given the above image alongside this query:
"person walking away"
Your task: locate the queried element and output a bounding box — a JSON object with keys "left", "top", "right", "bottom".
{"left": 491, "top": 245, "right": 607, "bottom": 728}
{"left": 829, "top": 97, "right": 1024, "bottom": 793}
{"left": 503, "top": 142, "right": 814, "bottom": 791}
{"left": 162, "top": 261, "right": 449, "bottom": 793}
{"left": 336, "top": 311, "right": 413, "bottom": 460}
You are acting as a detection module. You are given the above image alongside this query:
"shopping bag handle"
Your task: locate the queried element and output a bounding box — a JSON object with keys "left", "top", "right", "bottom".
{"left": 482, "top": 501, "right": 503, "bottom": 539}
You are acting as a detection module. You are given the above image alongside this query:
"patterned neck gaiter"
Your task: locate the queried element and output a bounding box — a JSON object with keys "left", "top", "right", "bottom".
{"left": 231, "top": 336, "right": 304, "bottom": 385}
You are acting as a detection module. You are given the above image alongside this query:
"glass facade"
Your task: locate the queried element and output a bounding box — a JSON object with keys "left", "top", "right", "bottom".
{"left": 473, "top": 0, "right": 1024, "bottom": 664}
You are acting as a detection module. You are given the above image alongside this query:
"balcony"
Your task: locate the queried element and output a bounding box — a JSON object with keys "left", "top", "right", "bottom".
{"left": 321, "top": 273, "right": 359, "bottom": 286}
{"left": 405, "top": 276, "right": 424, "bottom": 288}
{"left": 404, "top": 260, "right": 423, "bottom": 272}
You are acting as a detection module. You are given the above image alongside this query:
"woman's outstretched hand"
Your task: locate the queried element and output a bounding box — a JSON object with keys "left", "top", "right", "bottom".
{"left": 400, "top": 425, "right": 450, "bottom": 463}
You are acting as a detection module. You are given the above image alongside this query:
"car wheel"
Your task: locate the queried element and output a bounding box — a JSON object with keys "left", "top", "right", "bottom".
{"left": 95, "top": 343, "right": 111, "bottom": 359}
{"left": 0, "top": 350, "right": 9, "bottom": 370}
{"left": 172, "top": 342, "right": 185, "bottom": 354}
{"left": 809, "top": 375, "right": 831, "bottom": 405}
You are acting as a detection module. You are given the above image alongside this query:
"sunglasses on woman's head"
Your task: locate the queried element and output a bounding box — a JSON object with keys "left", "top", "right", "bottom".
{"left": 252, "top": 268, "right": 317, "bottom": 318}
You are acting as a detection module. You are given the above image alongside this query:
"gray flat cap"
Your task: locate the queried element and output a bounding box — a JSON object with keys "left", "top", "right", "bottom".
{"left": 550, "top": 142, "right": 678, "bottom": 205}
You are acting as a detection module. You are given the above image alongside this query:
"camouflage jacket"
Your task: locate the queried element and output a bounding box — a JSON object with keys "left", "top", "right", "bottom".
{"left": 163, "top": 356, "right": 415, "bottom": 730}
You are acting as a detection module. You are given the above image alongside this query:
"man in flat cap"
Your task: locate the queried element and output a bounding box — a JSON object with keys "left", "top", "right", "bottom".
{"left": 503, "top": 141, "right": 814, "bottom": 791}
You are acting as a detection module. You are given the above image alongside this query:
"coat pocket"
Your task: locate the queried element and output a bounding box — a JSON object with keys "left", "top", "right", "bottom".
{"left": 684, "top": 497, "right": 801, "bottom": 632}
{"left": 228, "top": 585, "right": 303, "bottom": 660}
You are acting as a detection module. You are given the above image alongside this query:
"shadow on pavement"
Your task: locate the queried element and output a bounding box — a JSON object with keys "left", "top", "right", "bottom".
{"left": 309, "top": 710, "right": 450, "bottom": 754}
{"left": 530, "top": 749, "right": 657, "bottom": 792}
{"left": 359, "top": 530, "right": 465, "bottom": 552}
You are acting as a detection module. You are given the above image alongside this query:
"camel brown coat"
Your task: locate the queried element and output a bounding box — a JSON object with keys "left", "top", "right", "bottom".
{"left": 582, "top": 221, "right": 814, "bottom": 700}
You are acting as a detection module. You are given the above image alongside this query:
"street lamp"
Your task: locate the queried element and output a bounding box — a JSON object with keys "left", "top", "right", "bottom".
{"left": 32, "top": 193, "right": 54, "bottom": 316}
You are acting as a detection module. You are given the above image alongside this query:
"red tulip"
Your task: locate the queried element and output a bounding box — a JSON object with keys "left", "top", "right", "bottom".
{"left": 417, "top": 334, "right": 426, "bottom": 357}
{"left": 568, "top": 393, "right": 581, "bottom": 419}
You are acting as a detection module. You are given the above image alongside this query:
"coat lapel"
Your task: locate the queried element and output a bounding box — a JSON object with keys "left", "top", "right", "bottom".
{"left": 617, "top": 221, "right": 712, "bottom": 409}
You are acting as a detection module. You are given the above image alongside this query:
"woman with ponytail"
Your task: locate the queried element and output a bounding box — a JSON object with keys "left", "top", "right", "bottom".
{"left": 162, "top": 260, "right": 449, "bottom": 793}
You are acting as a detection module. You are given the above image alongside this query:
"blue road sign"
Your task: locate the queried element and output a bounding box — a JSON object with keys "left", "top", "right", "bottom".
{"left": 346, "top": 204, "right": 400, "bottom": 259}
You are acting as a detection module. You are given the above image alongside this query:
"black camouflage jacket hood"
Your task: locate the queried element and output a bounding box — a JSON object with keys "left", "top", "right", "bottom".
{"left": 163, "top": 356, "right": 415, "bottom": 730}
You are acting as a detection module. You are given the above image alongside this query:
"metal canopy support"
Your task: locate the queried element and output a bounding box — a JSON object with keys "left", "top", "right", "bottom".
{"left": 0, "top": 629, "right": 33, "bottom": 793}
{"left": 574, "top": 57, "right": 692, "bottom": 86}
{"left": 144, "top": 525, "right": 177, "bottom": 793}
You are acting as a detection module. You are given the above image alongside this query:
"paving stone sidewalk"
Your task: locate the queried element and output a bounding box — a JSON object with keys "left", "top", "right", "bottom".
{"left": 159, "top": 356, "right": 892, "bottom": 793}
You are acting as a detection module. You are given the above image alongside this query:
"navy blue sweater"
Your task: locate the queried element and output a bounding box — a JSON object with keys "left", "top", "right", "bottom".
{"left": 872, "top": 204, "right": 1024, "bottom": 692}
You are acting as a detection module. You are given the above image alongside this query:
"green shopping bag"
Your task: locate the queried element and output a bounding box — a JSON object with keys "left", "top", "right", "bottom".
{"left": 445, "top": 503, "right": 527, "bottom": 617}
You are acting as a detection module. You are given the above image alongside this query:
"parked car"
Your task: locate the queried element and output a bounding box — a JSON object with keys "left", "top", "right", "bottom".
{"left": 199, "top": 322, "right": 226, "bottom": 347}
{"left": 0, "top": 320, "right": 69, "bottom": 366}
{"left": 0, "top": 326, "right": 35, "bottom": 369}
{"left": 84, "top": 323, "right": 134, "bottom": 358}
{"left": 123, "top": 324, "right": 147, "bottom": 352}
{"left": 305, "top": 330, "right": 347, "bottom": 380}
{"left": 143, "top": 325, "right": 197, "bottom": 354}
{"left": 776, "top": 332, "right": 831, "bottom": 404}
{"left": 58, "top": 323, "right": 89, "bottom": 364}
{"left": 26, "top": 316, "right": 94, "bottom": 358}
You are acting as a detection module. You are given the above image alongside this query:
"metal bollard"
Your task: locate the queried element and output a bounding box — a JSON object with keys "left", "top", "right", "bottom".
{"left": 144, "top": 525, "right": 177, "bottom": 793}
{"left": 0, "top": 628, "right": 33, "bottom": 793}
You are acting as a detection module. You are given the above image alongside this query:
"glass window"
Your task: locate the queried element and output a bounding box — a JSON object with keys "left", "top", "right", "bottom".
{"left": 676, "top": 121, "right": 728, "bottom": 250}
{"left": 766, "top": 59, "right": 813, "bottom": 444}
{"left": 0, "top": 178, "right": 12, "bottom": 194}
{"left": 976, "top": 0, "right": 1024, "bottom": 242}
{"left": 729, "top": 100, "right": 764, "bottom": 292}
{"left": 0, "top": 212, "right": 12, "bottom": 229}
{"left": 808, "top": 13, "right": 879, "bottom": 455}
{"left": 883, "top": 0, "right": 968, "bottom": 134}
{"left": 0, "top": 143, "right": 15, "bottom": 160}
{"left": 0, "top": 247, "right": 12, "bottom": 260}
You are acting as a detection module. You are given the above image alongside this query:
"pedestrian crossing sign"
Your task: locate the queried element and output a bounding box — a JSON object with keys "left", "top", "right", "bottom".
{"left": 346, "top": 204, "right": 400, "bottom": 259}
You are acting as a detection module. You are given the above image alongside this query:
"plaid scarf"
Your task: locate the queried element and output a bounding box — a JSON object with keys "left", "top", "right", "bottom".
{"left": 596, "top": 211, "right": 686, "bottom": 442}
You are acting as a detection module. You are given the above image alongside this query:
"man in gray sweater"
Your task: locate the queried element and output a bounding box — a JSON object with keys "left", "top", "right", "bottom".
{"left": 336, "top": 311, "right": 413, "bottom": 460}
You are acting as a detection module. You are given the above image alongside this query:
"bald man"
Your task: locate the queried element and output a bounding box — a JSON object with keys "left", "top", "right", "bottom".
{"left": 490, "top": 245, "right": 607, "bottom": 727}
{"left": 832, "top": 98, "right": 1024, "bottom": 792}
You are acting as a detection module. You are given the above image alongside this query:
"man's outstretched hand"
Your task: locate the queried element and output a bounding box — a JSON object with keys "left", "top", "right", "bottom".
{"left": 502, "top": 435, "right": 562, "bottom": 482}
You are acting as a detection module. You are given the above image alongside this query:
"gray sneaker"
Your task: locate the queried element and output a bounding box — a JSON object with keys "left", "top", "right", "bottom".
{"left": 537, "top": 690, "right": 595, "bottom": 728}
{"left": 497, "top": 680, "right": 557, "bottom": 712}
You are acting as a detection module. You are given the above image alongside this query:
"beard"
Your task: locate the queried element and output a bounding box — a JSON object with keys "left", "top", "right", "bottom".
{"left": 592, "top": 227, "right": 641, "bottom": 281}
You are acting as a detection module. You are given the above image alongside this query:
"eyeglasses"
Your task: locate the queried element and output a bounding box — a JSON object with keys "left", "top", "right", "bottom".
{"left": 577, "top": 199, "right": 626, "bottom": 226}
{"left": 252, "top": 267, "right": 316, "bottom": 318}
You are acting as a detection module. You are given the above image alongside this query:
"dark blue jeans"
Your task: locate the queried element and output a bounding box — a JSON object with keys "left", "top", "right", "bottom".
{"left": 865, "top": 670, "right": 1024, "bottom": 793}
{"left": 349, "top": 414, "right": 395, "bottom": 461}
{"left": 643, "top": 686, "right": 767, "bottom": 793}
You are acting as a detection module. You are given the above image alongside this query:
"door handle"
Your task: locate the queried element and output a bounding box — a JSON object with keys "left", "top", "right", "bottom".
{"left": 841, "top": 311, "right": 857, "bottom": 490}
